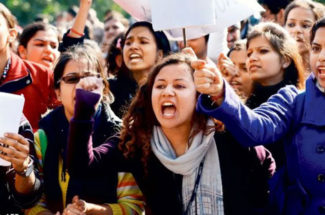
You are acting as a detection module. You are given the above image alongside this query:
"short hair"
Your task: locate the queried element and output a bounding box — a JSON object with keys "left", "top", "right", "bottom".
{"left": 0, "top": 3, "right": 17, "bottom": 29}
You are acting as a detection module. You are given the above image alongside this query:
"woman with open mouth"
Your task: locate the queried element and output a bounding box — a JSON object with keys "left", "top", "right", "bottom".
{"left": 18, "top": 22, "right": 60, "bottom": 70}
{"left": 109, "top": 21, "right": 171, "bottom": 118}
{"left": 195, "top": 17, "right": 325, "bottom": 215}
{"left": 116, "top": 53, "right": 275, "bottom": 215}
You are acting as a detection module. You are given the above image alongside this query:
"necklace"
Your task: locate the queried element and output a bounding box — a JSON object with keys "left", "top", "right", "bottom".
{"left": 0, "top": 58, "right": 11, "bottom": 84}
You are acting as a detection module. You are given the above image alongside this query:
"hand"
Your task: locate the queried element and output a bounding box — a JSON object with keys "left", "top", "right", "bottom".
{"left": 0, "top": 133, "right": 30, "bottom": 172}
{"left": 181, "top": 47, "right": 198, "bottom": 59}
{"left": 217, "top": 53, "right": 236, "bottom": 83}
{"left": 63, "top": 196, "right": 87, "bottom": 215}
{"left": 192, "top": 59, "right": 224, "bottom": 97}
{"left": 76, "top": 76, "right": 104, "bottom": 96}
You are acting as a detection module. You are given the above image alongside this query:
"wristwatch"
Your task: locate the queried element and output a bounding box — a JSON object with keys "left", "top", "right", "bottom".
{"left": 15, "top": 157, "right": 34, "bottom": 177}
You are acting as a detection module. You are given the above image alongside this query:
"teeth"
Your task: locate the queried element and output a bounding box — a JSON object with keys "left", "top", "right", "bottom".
{"left": 130, "top": 53, "right": 141, "bottom": 59}
{"left": 162, "top": 102, "right": 174, "bottom": 107}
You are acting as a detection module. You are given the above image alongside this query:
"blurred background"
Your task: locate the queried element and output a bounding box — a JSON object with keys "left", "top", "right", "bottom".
{"left": 2, "top": 0, "right": 128, "bottom": 26}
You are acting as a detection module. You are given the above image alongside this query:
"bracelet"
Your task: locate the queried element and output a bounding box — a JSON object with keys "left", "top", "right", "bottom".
{"left": 70, "top": 28, "right": 84, "bottom": 37}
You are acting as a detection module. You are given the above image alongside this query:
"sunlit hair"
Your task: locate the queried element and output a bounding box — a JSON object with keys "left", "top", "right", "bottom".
{"left": 0, "top": 3, "right": 17, "bottom": 29}
{"left": 19, "top": 22, "right": 60, "bottom": 48}
{"left": 53, "top": 44, "right": 112, "bottom": 103}
{"left": 119, "top": 53, "right": 212, "bottom": 168}
{"left": 284, "top": 0, "right": 325, "bottom": 25}
{"left": 227, "top": 39, "right": 247, "bottom": 57}
{"left": 247, "top": 22, "right": 305, "bottom": 89}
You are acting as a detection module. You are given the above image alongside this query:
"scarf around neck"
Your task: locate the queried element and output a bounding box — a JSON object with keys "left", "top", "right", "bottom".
{"left": 151, "top": 119, "right": 224, "bottom": 215}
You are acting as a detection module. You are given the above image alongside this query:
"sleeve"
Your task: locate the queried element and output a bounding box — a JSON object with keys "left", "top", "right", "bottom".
{"left": 8, "top": 116, "right": 43, "bottom": 209}
{"left": 66, "top": 89, "right": 118, "bottom": 176}
{"left": 252, "top": 146, "right": 276, "bottom": 178}
{"left": 24, "top": 130, "right": 51, "bottom": 214}
{"left": 59, "top": 30, "right": 85, "bottom": 52}
{"left": 24, "top": 193, "right": 51, "bottom": 215}
{"left": 108, "top": 172, "right": 145, "bottom": 215}
{"left": 197, "top": 81, "right": 299, "bottom": 147}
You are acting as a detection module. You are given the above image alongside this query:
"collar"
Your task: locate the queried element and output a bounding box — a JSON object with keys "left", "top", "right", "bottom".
{"left": 0, "top": 53, "right": 32, "bottom": 93}
{"left": 302, "top": 75, "right": 325, "bottom": 126}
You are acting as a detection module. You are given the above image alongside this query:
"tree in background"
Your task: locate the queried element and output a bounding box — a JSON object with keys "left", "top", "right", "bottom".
{"left": 3, "top": 0, "right": 127, "bottom": 26}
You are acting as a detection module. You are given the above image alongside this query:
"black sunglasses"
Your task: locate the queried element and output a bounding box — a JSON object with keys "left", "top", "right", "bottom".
{"left": 57, "top": 72, "right": 101, "bottom": 84}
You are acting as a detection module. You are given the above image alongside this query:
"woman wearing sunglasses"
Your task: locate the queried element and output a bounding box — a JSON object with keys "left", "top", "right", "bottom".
{"left": 26, "top": 45, "right": 144, "bottom": 214}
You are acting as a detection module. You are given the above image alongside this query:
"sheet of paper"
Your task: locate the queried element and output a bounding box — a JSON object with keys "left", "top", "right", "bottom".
{"left": 0, "top": 92, "right": 25, "bottom": 166}
{"left": 114, "top": 0, "right": 263, "bottom": 42}
{"left": 151, "top": 0, "right": 215, "bottom": 30}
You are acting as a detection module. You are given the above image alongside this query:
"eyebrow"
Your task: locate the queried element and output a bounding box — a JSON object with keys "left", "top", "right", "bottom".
{"left": 287, "top": 18, "right": 314, "bottom": 23}
{"left": 126, "top": 35, "right": 150, "bottom": 40}
{"left": 156, "top": 78, "right": 186, "bottom": 82}
{"left": 32, "top": 38, "right": 58, "bottom": 43}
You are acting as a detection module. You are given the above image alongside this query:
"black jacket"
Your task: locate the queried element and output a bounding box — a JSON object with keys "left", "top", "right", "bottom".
{"left": 128, "top": 132, "right": 275, "bottom": 215}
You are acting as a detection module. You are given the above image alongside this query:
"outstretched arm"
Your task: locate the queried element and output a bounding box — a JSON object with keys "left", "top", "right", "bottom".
{"left": 192, "top": 56, "right": 298, "bottom": 146}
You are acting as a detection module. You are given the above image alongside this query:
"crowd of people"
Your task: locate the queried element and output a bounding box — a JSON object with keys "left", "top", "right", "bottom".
{"left": 1, "top": 0, "right": 325, "bottom": 214}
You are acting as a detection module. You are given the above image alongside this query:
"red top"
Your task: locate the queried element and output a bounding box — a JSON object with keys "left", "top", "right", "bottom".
{"left": 0, "top": 53, "right": 59, "bottom": 131}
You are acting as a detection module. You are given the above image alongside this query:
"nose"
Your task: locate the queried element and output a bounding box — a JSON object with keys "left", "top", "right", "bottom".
{"left": 129, "top": 41, "right": 139, "bottom": 50}
{"left": 293, "top": 25, "right": 303, "bottom": 35}
{"left": 162, "top": 85, "right": 175, "bottom": 96}
{"left": 44, "top": 44, "right": 54, "bottom": 53}
{"left": 319, "top": 49, "right": 325, "bottom": 62}
{"left": 248, "top": 51, "right": 258, "bottom": 62}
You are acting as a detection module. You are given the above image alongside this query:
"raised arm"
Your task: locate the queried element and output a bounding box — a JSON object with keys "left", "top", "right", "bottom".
{"left": 59, "top": 0, "right": 92, "bottom": 52}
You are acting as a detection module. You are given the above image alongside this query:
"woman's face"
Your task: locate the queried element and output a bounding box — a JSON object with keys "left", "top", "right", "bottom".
{"left": 19, "top": 29, "right": 59, "bottom": 69}
{"left": 246, "top": 36, "right": 285, "bottom": 86}
{"left": 55, "top": 59, "right": 101, "bottom": 121}
{"left": 0, "top": 14, "right": 15, "bottom": 55}
{"left": 285, "top": 7, "right": 315, "bottom": 54}
{"left": 123, "top": 26, "right": 162, "bottom": 73}
{"left": 152, "top": 63, "right": 197, "bottom": 131}
{"left": 310, "top": 27, "right": 325, "bottom": 88}
{"left": 229, "top": 49, "right": 252, "bottom": 97}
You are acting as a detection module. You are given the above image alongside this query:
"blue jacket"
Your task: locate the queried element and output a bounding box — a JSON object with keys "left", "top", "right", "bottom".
{"left": 197, "top": 76, "right": 325, "bottom": 215}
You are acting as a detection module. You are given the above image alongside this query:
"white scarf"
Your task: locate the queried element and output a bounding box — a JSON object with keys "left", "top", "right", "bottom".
{"left": 151, "top": 120, "right": 224, "bottom": 215}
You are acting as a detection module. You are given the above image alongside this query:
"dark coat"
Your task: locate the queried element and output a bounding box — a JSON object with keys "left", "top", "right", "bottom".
{"left": 127, "top": 132, "right": 275, "bottom": 215}
{"left": 38, "top": 103, "right": 121, "bottom": 212}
